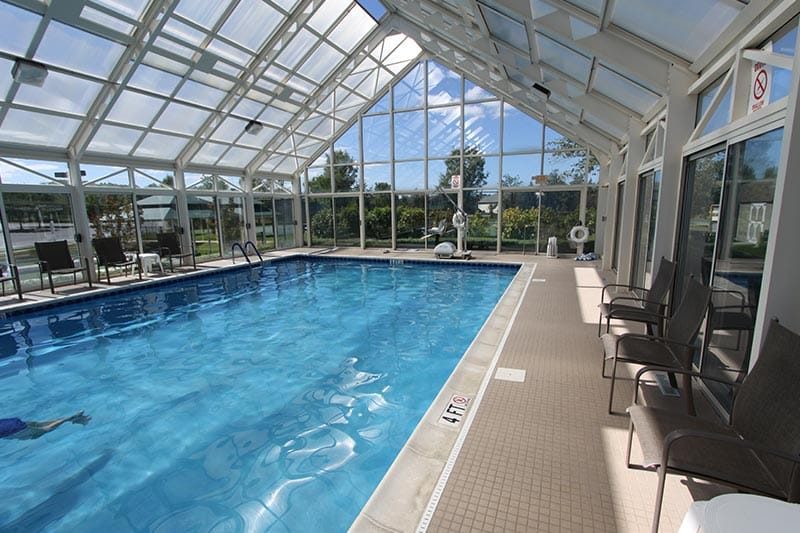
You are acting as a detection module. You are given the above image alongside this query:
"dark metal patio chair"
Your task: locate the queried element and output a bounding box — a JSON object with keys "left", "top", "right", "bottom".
{"left": 626, "top": 318, "right": 800, "bottom": 532}
{"left": 34, "top": 240, "right": 92, "bottom": 294}
{"left": 598, "top": 257, "right": 677, "bottom": 337}
{"left": 157, "top": 231, "right": 196, "bottom": 272}
{"left": 601, "top": 276, "right": 711, "bottom": 414}
{"left": 93, "top": 236, "right": 141, "bottom": 284}
{"left": 0, "top": 263, "right": 23, "bottom": 300}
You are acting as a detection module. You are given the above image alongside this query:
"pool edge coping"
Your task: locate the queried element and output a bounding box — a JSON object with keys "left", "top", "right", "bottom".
{"left": 349, "top": 260, "right": 536, "bottom": 533}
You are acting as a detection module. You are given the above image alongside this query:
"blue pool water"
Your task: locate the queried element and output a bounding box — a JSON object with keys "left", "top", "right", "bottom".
{"left": 0, "top": 257, "right": 517, "bottom": 532}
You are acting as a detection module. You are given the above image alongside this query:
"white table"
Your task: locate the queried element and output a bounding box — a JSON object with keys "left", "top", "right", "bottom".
{"left": 127, "top": 252, "right": 164, "bottom": 274}
{"left": 680, "top": 494, "right": 800, "bottom": 533}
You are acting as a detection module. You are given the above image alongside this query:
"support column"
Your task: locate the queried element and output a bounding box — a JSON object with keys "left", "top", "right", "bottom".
{"left": 594, "top": 162, "right": 610, "bottom": 256}
{"left": 615, "top": 117, "right": 646, "bottom": 285}
{"left": 601, "top": 152, "right": 622, "bottom": 271}
{"left": 68, "top": 158, "right": 95, "bottom": 281}
{"left": 243, "top": 173, "right": 256, "bottom": 243}
{"left": 173, "top": 168, "right": 192, "bottom": 252}
{"left": 751, "top": 33, "right": 800, "bottom": 357}
{"left": 653, "top": 65, "right": 697, "bottom": 264}
{"left": 292, "top": 175, "right": 303, "bottom": 247}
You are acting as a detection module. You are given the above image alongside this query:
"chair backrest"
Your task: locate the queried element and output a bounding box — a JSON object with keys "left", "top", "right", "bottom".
{"left": 157, "top": 232, "right": 182, "bottom": 254}
{"left": 93, "top": 236, "right": 127, "bottom": 265}
{"left": 34, "top": 240, "right": 76, "bottom": 270}
{"left": 665, "top": 276, "right": 712, "bottom": 345}
{"left": 643, "top": 257, "right": 677, "bottom": 313}
{"left": 732, "top": 319, "right": 800, "bottom": 497}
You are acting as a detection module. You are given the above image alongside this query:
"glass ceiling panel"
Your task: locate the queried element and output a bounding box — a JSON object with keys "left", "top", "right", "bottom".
{"left": 219, "top": 0, "right": 282, "bottom": 52}
{"left": 35, "top": 20, "right": 125, "bottom": 78}
{"left": 192, "top": 142, "right": 228, "bottom": 165}
{"left": 128, "top": 64, "right": 182, "bottom": 95}
{"left": 135, "top": 132, "right": 188, "bottom": 159}
{"left": 13, "top": 71, "right": 102, "bottom": 115}
{"left": 154, "top": 102, "right": 211, "bottom": 135}
{"left": 238, "top": 124, "right": 278, "bottom": 148}
{"left": 218, "top": 146, "right": 259, "bottom": 167}
{"left": 80, "top": 6, "right": 135, "bottom": 35}
{"left": 142, "top": 51, "right": 190, "bottom": 77}
{"left": 106, "top": 90, "right": 166, "bottom": 126}
{"left": 593, "top": 65, "right": 660, "bottom": 115}
{"left": 273, "top": 0, "right": 300, "bottom": 12}
{"left": 611, "top": 0, "right": 742, "bottom": 62}
{"left": 261, "top": 107, "right": 295, "bottom": 127}
{"left": 233, "top": 98, "right": 264, "bottom": 119}
{"left": 0, "top": 2, "right": 41, "bottom": 57}
{"left": 0, "top": 58, "right": 14, "bottom": 98}
{"left": 565, "top": 0, "right": 604, "bottom": 16}
{"left": 87, "top": 124, "right": 143, "bottom": 155}
{"left": 0, "top": 109, "right": 81, "bottom": 148}
{"left": 297, "top": 42, "right": 344, "bottom": 81}
{"left": 307, "top": 0, "right": 350, "bottom": 35}
{"left": 382, "top": 39, "right": 423, "bottom": 73}
{"left": 175, "top": 80, "right": 227, "bottom": 109}
{"left": 212, "top": 116, "right": 249, "bottom": 143}
{"left": 174, "top": 0, "right": 228, "bottom": 30}
{"left": 479, "top": 2, "right": 529, "bottom": 52}
{"left": 163, "top": 18, "right": 206, "bottom": 47}
{"left": 328, "top": 7, "right": 375, "bottom": 52}
{"left": 535, "top": 33, "right": 591, "bottom": 84}
{"left": 91, "top": 0, "right": 150, "bottom": 19}
{"left": 276, "top": 28, "right": 316, "bottom": 70}
{"left": 207, "top": 38, "right": 252, "bottom": 64}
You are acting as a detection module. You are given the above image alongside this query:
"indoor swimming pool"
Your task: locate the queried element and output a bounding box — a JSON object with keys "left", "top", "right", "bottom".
{"left": 0, "top": 256, "right": 517, "bottom": 532}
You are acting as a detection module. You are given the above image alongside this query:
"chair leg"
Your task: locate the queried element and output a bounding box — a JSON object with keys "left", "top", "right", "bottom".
{"left": 625, "top": 417, "right": 635, "bottom": 467}
{"left": 13, "top": 265, "right": 22, "bottom": 300}
{"left": 598, "top": 312, "right": 603, "bottom": 337}
{"left": 85, "top": 258, "right": 93, "bottom": 288}
{"left": 608, "top": 356, "right": 619, "bottom": 414}
{"left": 48, "top": 271, "right": 55, "bottom": 294}
{"left": 651, "top": 465, "right": 668, "bottom": 533}
{"left": 106, "top": 265, "right": 111, "bottom": 284}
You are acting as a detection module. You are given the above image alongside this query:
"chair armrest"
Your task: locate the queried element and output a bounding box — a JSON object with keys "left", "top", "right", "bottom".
{"left": 608, "top": 295, "right": 666, "bottom": 309}
{"left": 632, "top": 366, "right": 741, "bottom": 405}
{"left": 159, "top": 247, "right": 172, "bottom": 257}
{"left": 601, "top": 283, "right": 648, "bottom": 303}
{"left": 38, "top": 260, "right": 49, "bottom": 273}
{"left": 663, "top": 427, "right": 800, "bottom": 467}
{"left": 615, "top": 333, "right": 696, "bottom": 353}
{"left": 712, "top": 288, "right": 746, "bottom": 304}
{"left": 712, "top": 303, "right": 757, "bottom": 313}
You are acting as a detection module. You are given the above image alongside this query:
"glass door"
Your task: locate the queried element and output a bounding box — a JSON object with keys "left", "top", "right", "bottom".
{"left": 703, "top": 128, "right": 782, "bottom": 409}
{"left": 218, "top": 196, "right": 245, "bottom": 258}
{"left": 631, "top": 172, "right": 655, "bottom": 290}
{"left": 187, "top": 194, "right": 220, "bottom": 261}
{"left": 611, "top": 180, "right": 624, "bottom": 271}
{"left": 253, "top": 196, "right": 275, "bottom": 250}
{"left": 274, "top": 198, "right": 295, "bottom": 249}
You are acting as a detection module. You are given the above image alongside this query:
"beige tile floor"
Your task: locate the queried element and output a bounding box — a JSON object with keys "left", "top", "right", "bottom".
{"left": 0, "top": 248, "right": 730, "bottom": 532}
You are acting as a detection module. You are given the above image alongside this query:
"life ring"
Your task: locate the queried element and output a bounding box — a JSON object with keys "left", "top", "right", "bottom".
{"left": 452, "top": 211, "right": 466, "bottom": 229}
{"left": 569, "top": 225, "right": 589, "bottom": 243}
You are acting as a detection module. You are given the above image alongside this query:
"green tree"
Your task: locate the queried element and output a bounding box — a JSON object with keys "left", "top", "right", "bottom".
{"left": 308, "top": 150, "right": 359, "bottom": 192}
{"left": 438, "top": 146, "right": 488, "bottom": 211}
{"left": 85, "top": 194, "right": 137, "bottom": 246}
{"left": 544, "top": 138, "right": 600, "bottom": 184}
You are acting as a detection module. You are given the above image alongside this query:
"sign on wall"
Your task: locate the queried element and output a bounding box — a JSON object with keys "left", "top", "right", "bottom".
{"left": 749, "top": 61, "right": 771, "bottom": 114}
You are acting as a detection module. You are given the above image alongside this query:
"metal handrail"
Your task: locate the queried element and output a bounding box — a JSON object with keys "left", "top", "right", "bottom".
{"left": 244, "top": 241, "right": 263, "bottom": 263}
{"left": 231, "top": 242, "right": 251, "bottom": 264}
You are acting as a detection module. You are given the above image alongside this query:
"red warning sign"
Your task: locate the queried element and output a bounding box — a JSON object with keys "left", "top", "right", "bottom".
{"left": 749, "top": 62, "right": 770, "bottom": 114}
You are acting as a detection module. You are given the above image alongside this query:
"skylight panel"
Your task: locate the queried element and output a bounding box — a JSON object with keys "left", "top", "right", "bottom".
{"left": 190, "top": 70, "right": 235, "bottom": 92}
{"left": 14, "top": 71, "right": 102, "bottom": 115}
{"left": 328, "top": 7, "right": 375, "bottom": 52}
{"left": 296, "top": 114, "right": 326, "bottom": 136}
{"left": 286, "top": 76, "right": 317, "bottom": 94}
{"left": 272, "top": 0, "right": 300, "bottom": 12}
{"left": 35, "top": 20, "right": 125, "bottom": 78}
{"left": 535, "top": 33, "right": 591, "bottom": 84}
{"left": 238, "top": 124, "right": 278, "bottom": 148}
{"left": 91, "top": 0, "right": 150, "bottom": 20}
{"left": 275, "top": 29, "right": 316, "bottom": 70}
{"left": 593, "top": 65, "right": 660, "bottom": 115}
{"left": 107, "top": 91, "right": 165, "bottom": 126}
{"left": 478, "top": 2, "right": 529, "bottom": 52}
{"left": 163, "top": 18, "right": 207, "bottom": 47}
{"left": 610, "top": 0, "right": 742, "bottom": 62}
{"left": 217, "top": 146, "right": 259, "bottom": 167}
{"left": 176, "top": 79, "right": 227, "bottom": 109}
{"left": 154, "top": 36, "right": 197, "bottom": 58}
{"left": 143, "top": 51, "right": 190, "bottom": 77}
{"left": 207, "top": 39, "right": 252, "bottom": 64}
{"left": 135, "top": 132, "right": 188, "bottom": 159}
{"left": 0, "top": 109, "right": 81, "bottom": 148}
{"left": 87, "top": 124, "right": 143, "bottom": 154}
{"left": 154, "top": 103, "right": 211, "bottom": 135}
{"left": 192, "top": 141, "right": 228, "bottom": 165}
{"left": 297, "top": 42, "right": 344, "bottom": 81}
{"left": 219, "top": 0, "right": 282, "bottom": 52}
{"left": 233, "top": 98, "right": 265, "bottom": 119}
{"left": 383, "top": 39, "right": 423, "bottom": 73}
{"left": 80, "top": 6, "right": 135, "bottom": 35}
{"left": 274, "top": 157, "right": 299, "bottom": 174}
{"left": 307, "top": 0, "right": 350, "bottom": 36}
{"left": 212, "top": 116, "right": 249, "bottom": 143}
{"left": 0, "top": 2, "right": 41, "bottom": 57}
{"left": 0, "top": 58, "right": 13, "bottom": 98}
{"left": 310, "top": 116, "right": 334, "bottom": 139}
{"left": 261, "top": 107, "right": 294, "bottom": 127}
{"left": 356, "top": 0, "right": 387, "bottom": 21}
{"left": 174, "top": 0, "right": 228, "bottom": 30}
{"left": 128, "top": 64, "right": 182, "bottom": 95}
{"left": 564, "top": 0, "right": 604, "bottom": 16}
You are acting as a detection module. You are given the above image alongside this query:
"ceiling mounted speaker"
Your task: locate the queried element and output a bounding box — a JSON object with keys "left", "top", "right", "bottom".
{"left": 245, "top": 120, "right": 263, "bottom": 135}
{"left": 532, "top": 82, "right": 551, "bottom": 99}
{"left": 12, "top": 58, "right": 48, "bottom": 87}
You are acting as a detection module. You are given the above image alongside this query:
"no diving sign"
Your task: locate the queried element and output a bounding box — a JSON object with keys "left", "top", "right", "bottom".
{"left": 749, "top": 62, "right": 771, "bottom": 114}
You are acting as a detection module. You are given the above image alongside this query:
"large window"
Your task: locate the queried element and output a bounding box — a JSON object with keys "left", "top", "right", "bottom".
{"left": 253, "top": 197, "right": 275, "bottom": 250}
{"left": 187, "top": 194, "right": 220, "bottom": 260}
{"left": 218, "top": 196, "right": 245, "bottom": 258}
{"left": 137, "top": 193, "right": 179, "bottom": 253}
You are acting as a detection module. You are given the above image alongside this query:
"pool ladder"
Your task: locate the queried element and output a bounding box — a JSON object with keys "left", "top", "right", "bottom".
{"left": 231, "top": 241, "right": 264, "bottom": 265}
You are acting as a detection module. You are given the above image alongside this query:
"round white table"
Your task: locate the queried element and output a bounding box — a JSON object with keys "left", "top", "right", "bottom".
{"left": 679, "top": 494, "right": 800, "bottom": 533}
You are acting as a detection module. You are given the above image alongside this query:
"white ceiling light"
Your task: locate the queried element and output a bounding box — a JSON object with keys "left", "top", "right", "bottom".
{"left": 12, "top": 58, "right": 48, "bottom": 87}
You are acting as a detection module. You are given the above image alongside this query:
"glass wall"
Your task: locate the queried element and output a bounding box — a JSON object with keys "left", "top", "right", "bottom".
{"left": 274, "top": 198, "right": 295, "bottom": 249}
{"left": 187, "top": 194, "right": 220, "bottom": 260}
{"left": 612, "top": 181, "right": 625, "bottom": 270}
{"left": 303, "top": 59, "right": 599, "bottom": 251}
{"left": 253, "top": 197, "right": 275, "bottom": 250}
{"left": 85, "top": 192, "right": 138, "bottom": 249}
{"left": 334, "top": 197, "right": 360, "bottom": 246}
{"left": 364, "top": 194, "right": 392, "bottom": 247}
{"left": 136, "top": 193, "right": 179, "bottom": 253}
{"left": 218, "top": 196, "right": 246, "bottom": 258}
{"left": 308, "top": 197, "right": 334, "bottom": 246}
{"left": 631, "top": 171, "right": 656, "bottom": 289}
